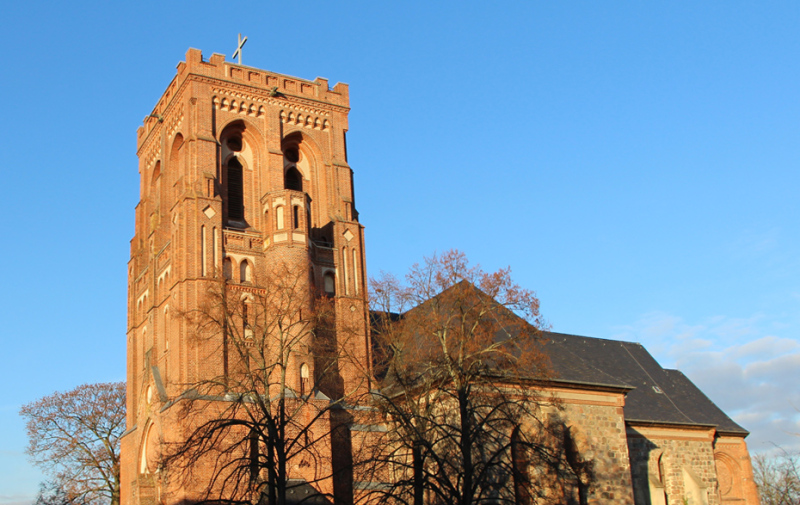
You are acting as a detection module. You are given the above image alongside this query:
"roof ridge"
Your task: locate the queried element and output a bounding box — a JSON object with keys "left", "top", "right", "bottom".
{"left": 544, "top": 330, "right": 646, "bottom": 347}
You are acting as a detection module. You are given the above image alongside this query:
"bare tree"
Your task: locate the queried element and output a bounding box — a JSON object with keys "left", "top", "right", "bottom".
{"left": 20, "top": 382, "right": 126, "bottom": 505}
{"left": 754, "top": 451, "right": 800, "bottom": 505}
{"left": 358, "top": 251, "right": 589, "bottom": 505}
{"left": 165, "top": 261, "right": 366, "bottom": 505}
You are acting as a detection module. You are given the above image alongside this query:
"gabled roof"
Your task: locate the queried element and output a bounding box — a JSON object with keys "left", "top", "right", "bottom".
{"left": 543, "top": 331, "right": 748, "bottom": 435}
{"left": 369, "top": 281, "right": 748, "bottom": 436}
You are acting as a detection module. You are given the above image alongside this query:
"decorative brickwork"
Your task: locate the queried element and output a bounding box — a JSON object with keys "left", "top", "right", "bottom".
{"left": 121, "top": 48, "right": 368, "bottom": 505}
{"left": 122, "top": 48, "right": 760, "bottom": 505}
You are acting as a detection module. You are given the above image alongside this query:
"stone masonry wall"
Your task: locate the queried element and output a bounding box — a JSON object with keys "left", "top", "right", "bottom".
{"left": 627, "top": 425, "right": 720, "bottom": 505}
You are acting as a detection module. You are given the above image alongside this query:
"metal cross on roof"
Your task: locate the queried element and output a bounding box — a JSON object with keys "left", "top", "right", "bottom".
{"left": 233, "top": 33, "right": 248, "bottom": 65}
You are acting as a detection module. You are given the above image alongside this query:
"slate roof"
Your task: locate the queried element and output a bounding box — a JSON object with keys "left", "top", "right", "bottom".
{"left": 542, "top": 331, "right": 748, "bottom": 435}
{"left": 369, "top": 281, "right": 749, "bottom": 437}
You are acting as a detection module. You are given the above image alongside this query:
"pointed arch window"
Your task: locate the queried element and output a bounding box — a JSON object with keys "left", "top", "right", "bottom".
{"left": 300, "top": 363, "right": 310, "bottom": 396}
{"left": 240, "top": 260, "right": 251, "bottom": 283}
{"left": 226, "top": 157, "right": 244, "bottom": 222}
{"left": 511, "top": 426, "right": 531, "bottom": 505}
{"left": 276, "top": 206, "right": 285, "bottom": 230}
{"left": 323, "top": 272, "right": 336, "bottom": 296}
{"left": 285, "top": 166, "right": 303, "bottom": 192}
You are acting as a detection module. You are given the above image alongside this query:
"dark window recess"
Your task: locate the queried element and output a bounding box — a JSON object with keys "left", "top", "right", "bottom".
{"left": 285, "top": 166, "right": 303, "bottom": 192}
{"left": 227, "top": 158, "right": 244, "bottom": 221}
{"left": 293, "top": 206, "right": 300, "bottom": 229}
{"left": 227, "top": 137, "right": 242, "bottom": 152}
{"left": 284, "top": 147, "right": 299, "bottom": 163}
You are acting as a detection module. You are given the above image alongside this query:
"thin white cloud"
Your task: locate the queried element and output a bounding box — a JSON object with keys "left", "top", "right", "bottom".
{"left": 612, "top": 311, "right": 800, "bottom": 453}
{"left": 728, "top": 227, "right": 780, "bottom": 259}
{"left": 0, "top": 495, "right": 34, "bottom": 505}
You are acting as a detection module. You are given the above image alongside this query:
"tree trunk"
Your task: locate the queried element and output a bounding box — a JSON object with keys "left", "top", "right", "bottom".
{"left": 267, "top": 436, "right": 276, "bottom": 505}
{"left": 413, "top": 440, "right": 424, "bottom": 505}
{"left": 459, "top": 387, "right": 473, "bottom": 505}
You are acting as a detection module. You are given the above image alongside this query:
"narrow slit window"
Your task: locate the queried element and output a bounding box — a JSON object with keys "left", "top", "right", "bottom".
{"left": 227, "top": 157, "right": 244, "bottom": 221}
{"left": 293, "top": 206, "right": 300, "bottom": 229}
{"left": 300, "top": 363, "right": 310, "bottom": 396}
{"left": 352, "top": 248, "right": 359, "bottom": 295}
{"left": 212, "top": 227, "right": 218, "bottom": 275}
{"left": 342, "top": 247, "right": 349, "bottom": 296}
{"left": 200, "top": 226, "right": 207, "bottom": 276}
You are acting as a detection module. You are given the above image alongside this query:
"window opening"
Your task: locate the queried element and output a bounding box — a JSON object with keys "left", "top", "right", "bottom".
{"left": 342, "top": 247, "right": 350, "bottom": 296}
{"left": 284, "top": 147, "right": 299, "bottom": 163}
{"left": 227, "top": 157, "right": 244, "bottom": 221}
{"left": 285, "top": 166, "right": 303, "bottom": 192}
{"left": 248, "top": 428, "right": 258, "bottom": 482}
{"left": 227, "top": 137, "right": 242, "bottom": 152}
{"left": 276, "top": 206, "right": 284, "bottom": 230}
{"left": 511, "top": 426, "right": 531, "bottom": 505}
{"left": 200, "top": 226, "right": 207, "bottom": 276}
{"left": 293, "top": 206, "right": 300, "bottom": 229}
{"left": 212, "top": 227, "right": 218, "bottom": 275}
{"left": 300, "top": 363, "right": 310, "bottom": 396}
{"left": 352, "top": 248, "right": 360, "bottom": 295}
{"left": 240, "top": 260, "right": 250, "bottom": 283}
{"left": 324, "top": 272, "right": 336, "bottom": 296}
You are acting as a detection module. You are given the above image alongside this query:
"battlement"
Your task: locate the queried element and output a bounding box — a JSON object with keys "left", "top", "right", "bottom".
{"left": 137, "top": 48, "right": 349, "bottom": 148}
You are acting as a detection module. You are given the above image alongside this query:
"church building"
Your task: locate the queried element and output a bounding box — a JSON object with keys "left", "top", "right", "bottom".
{"left": 120, "top": 48, "right": 760, "bottom": 505}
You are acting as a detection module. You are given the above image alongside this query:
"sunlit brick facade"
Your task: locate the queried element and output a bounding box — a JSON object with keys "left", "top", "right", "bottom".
{"left": 121, "top": 49, "right": 760, "bottom": 505}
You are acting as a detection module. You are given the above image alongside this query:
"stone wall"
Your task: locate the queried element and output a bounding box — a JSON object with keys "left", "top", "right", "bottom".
{"left": 627, "top": 425, "right": 720, "bottom": 505}
{"left": 542, "top": 387, "right": 636, "bottom": 505}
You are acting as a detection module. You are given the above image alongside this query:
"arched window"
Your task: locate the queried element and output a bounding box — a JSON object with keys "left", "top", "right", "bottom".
{"left": 352, "top": 248, "right": 360, "bottom": 295}
{"left": 212, "top": 227, "right": 218, "bottom": 275}
{"left": 284, "top": 146, "right": 299, "bottom": 163}
{"left": 323, "top": 272, "right": 336, "bottom": 296}
{"left": 511, "top": 426, "right": 531, "bottom": 505}
{"left": 342, "top": 247, "right": 350, "bottom": 295}
{"left": 200, "top": 225, "right": 207, "bottom": 276}
{"left": 140, "top": 422, "right": 156, "bottom": 474}
{"left": 285, "top": 166, "right": 303, "bottom": 192}
{"left": 163, "top": 307, "right": 170, "bottom": 353}
{"left": 226, "top": 157, "right": 244, "bottom": 222}
{"left": 242, "top": 299, "right": 254, "bottom": 340}
{"left": 223, "top": 258, "right": 233, "bottom": 280}
{"left": 276, "top": 206, "right": 285, "bottom": 230}
{"left": 249, "top": 428, "right": 259, "bottom": 481}
{"left": 300, "top": 363, "right": 310, "bottom": 396}
{"left": 240, "top": 260, "right": 251, "bottom": 283}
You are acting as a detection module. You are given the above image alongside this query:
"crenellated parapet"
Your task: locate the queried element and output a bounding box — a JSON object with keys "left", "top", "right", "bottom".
{"left": 136, "top": 48, "right": 349, "bottom": 151}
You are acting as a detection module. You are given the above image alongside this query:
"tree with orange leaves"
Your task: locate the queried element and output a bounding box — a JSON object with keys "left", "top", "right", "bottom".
{"left": 20, "top": 382, "right": 126, "bottom": 505}
{"left": 360, "top": 250, "right": 560, "bottom": 505}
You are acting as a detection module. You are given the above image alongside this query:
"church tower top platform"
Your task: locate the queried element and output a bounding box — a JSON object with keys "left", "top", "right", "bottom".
{"left": 136, "top": 47, "right": 350, "bottom": 152}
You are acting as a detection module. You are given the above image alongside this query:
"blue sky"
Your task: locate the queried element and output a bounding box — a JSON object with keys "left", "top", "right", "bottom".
{"left": 1, "top": 1, "right": 799, "bottom": 503}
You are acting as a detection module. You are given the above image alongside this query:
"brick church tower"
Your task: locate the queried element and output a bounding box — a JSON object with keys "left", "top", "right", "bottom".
{"left": 120, "top": 48, "right": 371, "bottom": 505}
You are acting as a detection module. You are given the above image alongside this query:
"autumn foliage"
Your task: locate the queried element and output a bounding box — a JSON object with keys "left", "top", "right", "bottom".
{"left": 361, "top": 250, "right": 554, "bottom": 505}
{"left": 20, "top": 382, "right": 126, "bottom": 505}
